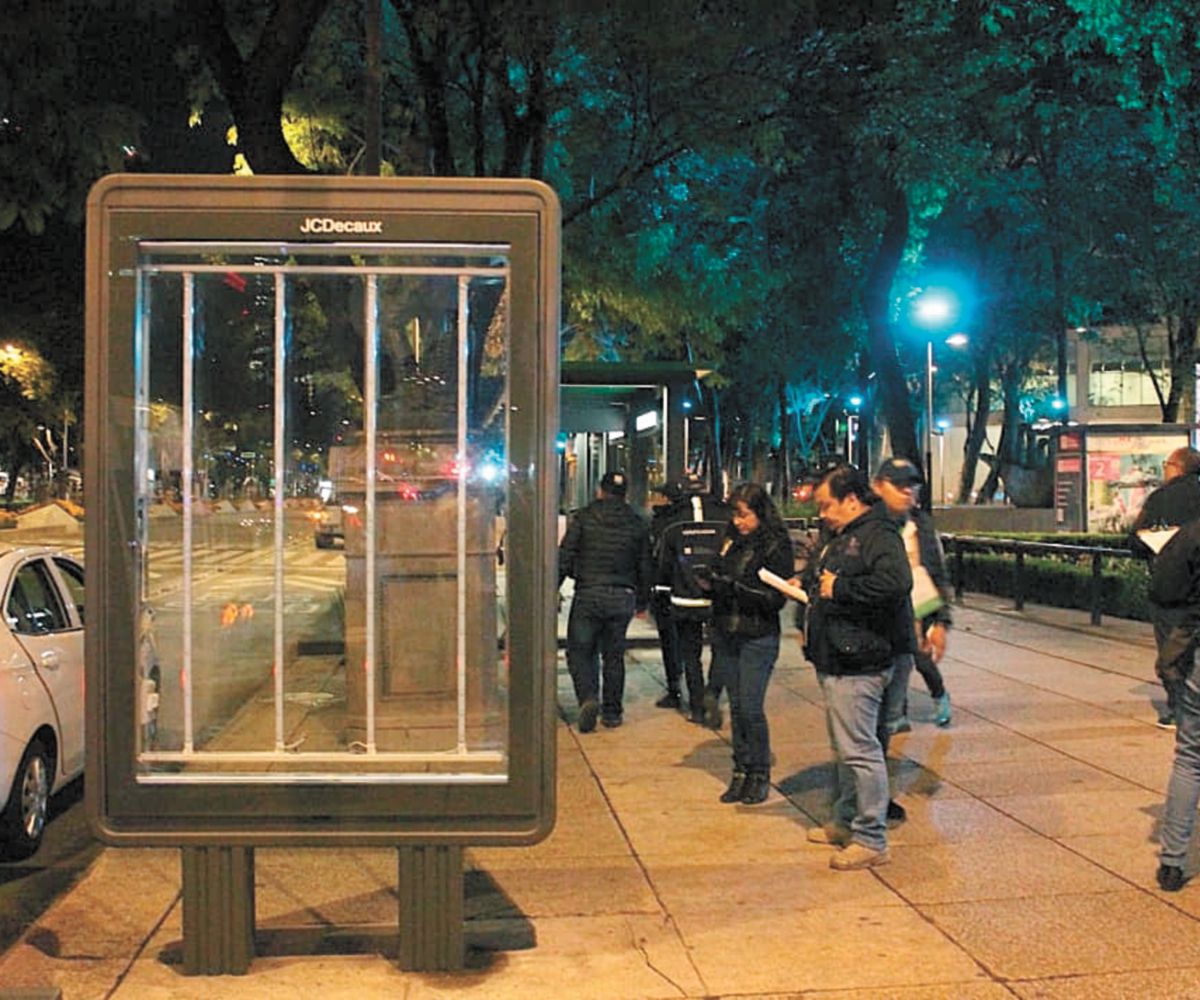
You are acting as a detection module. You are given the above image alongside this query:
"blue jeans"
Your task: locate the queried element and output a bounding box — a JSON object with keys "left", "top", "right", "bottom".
{"left": 567, "top": 585, "right": 636, "bottom": 720}
{"left": 819, "top": 667, "right": 893, "bottom": 853}
{"left": 1161, "top": 653, "right": 1200, "bottom": 868}
{"left": 712, "top": 631, "right": 779, "bottom": 775}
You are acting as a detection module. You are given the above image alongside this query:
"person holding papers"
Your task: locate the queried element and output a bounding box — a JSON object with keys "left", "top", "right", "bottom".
{"left": 698, "top": 482, "right": 793, "bottom": 806}
{"left": 1131, "top": 447, "right": 1200, "bottom": 729}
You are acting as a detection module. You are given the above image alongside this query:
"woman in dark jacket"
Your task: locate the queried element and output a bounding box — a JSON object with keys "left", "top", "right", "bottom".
{"left": 706, "top": 482, "right": 794, "bottom": 805}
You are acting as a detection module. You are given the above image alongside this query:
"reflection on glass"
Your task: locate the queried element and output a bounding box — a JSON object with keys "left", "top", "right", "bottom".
{"left": 134, "top": 244, "right": 510, "bottom": 783}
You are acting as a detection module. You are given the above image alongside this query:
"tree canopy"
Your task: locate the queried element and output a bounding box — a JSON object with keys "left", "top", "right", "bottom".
{"left": 5, "top": 0, "right": 1200, "bottom": 500}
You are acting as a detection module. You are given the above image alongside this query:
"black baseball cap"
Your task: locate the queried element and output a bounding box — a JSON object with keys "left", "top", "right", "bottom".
{"left": 599, "top": 470, "right": 628, "bottom": 496}
{"left": 875, "top": 457, "right": 923, "bottom": 487}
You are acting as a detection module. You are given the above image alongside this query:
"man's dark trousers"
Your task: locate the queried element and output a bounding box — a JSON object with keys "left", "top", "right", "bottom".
{"left": 675, "top": 615, "right": 708, "bottom": 712}
{"left": 567, "top": 584, "right": 637, "bottom": 721}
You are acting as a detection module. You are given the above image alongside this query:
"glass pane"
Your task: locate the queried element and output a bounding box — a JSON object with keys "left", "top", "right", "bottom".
{"left": 134, "top": 245, "right": 510, "bottom": 783}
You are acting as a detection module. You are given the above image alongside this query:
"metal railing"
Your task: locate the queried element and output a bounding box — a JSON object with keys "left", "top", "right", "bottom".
{"left": 940, "top": 534, "right": 1137, "bottom": 626}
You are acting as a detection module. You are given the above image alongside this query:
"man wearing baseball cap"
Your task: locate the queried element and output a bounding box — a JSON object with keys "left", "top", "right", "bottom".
{"left": 872, "top": 457, "right": 954, "bottom": 818}
{"left": 558, "top": 470, "right": 653, "bottom": 732}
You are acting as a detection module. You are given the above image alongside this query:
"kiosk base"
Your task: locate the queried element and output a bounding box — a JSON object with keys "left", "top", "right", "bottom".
{"left": 177, "top": 843, "right": 466, "bottom": 974}
{"left": 398, "top": 844, "right": 464, "bottom": 971}
{"left": 181, "top": 846, "right": 256, "bottom": 975}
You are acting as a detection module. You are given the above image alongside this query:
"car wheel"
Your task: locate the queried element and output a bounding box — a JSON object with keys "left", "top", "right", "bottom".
{"left": 1, "top": 739, "right": 52, "bottom": 859}
{"left": 141, "top": 666, "right": 161, "bottom": 751}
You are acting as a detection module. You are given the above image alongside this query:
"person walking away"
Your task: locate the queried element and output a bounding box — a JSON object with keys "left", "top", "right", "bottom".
{"left": 803, "top": 464, "right": 914, "bottom": 870}
{"left": 1144, "top": 515, "right": 1200, "bottom": 892}
{"left": 655, "top": 473, "right": 732, "bottom": 725}
{"left": 872, "top": 458, "right": 953, "bottom": 733}
{"left": 1131, "top": 447, "right": 1200, "bottom": 729}
{"left": 558, "top": 471, "right": 653, "bottom": 732}
{"left": 703, "top": 482, "right": 793, "bottom": 805}
{"left": 649, "top": 480, "right": 685, "bottom": 711}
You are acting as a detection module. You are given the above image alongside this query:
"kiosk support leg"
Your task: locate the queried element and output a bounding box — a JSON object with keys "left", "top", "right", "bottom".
{"left": 180, "top": 846, "right": 256, "bottom": 975}
{"left": 397, "top": 844, "right": 464, "bottom": 971}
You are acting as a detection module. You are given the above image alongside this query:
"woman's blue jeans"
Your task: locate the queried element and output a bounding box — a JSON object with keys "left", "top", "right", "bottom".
{"left": 712, "top": 631, "right": 779, "bottom": 776}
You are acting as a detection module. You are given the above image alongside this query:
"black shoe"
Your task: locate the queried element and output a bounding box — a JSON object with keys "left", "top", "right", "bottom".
{"left": 1158, "top": 713, "right": 1177, "bottom": 730}
{"left": 720, "top": 772, "right": 747, "bottom": 803}
{"left": 886, "top": 799, "right": 907, "bottom": 826}
{"left": 1157, "top": 864, "right": 1186, "bottom": 892}
{"left": 739, "top": 774, "right": 771, "bottom": 804}
{"left": 655, "top": 692, "right": 682, "bottom": 710}
{"left": 687, "top": 705, "right": 706, "bottom": 725}
{"left": 703, "top": 690, "right": 723, "bottom": 730}
{"left": 578, "top": 698, "right": 599, "bottom": 733}
{"left": 601, "top": 713, "right": 623, "bottom": 728}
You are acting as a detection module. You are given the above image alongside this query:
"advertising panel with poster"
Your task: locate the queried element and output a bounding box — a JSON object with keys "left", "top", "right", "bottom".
{"left": 1086, "top": 430, "right": 1191, "bottom": 532}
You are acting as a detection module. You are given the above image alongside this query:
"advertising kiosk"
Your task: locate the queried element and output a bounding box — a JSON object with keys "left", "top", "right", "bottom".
{"left": 84, "top": 175, "right": 560, "bottom": 973}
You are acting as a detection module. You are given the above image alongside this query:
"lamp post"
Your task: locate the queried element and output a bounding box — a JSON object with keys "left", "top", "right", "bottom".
{"left": 935, "top": 417, "right": 951, "bottom": 504}
{"left": 925, "top": 340, "right": 935, "bottom": 493}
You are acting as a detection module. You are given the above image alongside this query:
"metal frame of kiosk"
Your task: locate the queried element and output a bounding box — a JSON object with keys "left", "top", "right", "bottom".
{"left": 85, "top": 175, "right": 560, "bottom": 973}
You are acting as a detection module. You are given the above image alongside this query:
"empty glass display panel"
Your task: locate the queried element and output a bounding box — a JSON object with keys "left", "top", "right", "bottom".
{"left": 134, "top": 241, "right": 511, "bottom": 783}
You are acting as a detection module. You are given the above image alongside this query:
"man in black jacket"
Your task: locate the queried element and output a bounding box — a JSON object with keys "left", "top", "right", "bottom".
{"left": 1131, "top": 447, "right": 1200, "bottom": 728}
{"left": 1144, "top": 516, "right": 1200, "bottom": 892}
{"left": 803, "top": 465, "right": 914, "bottom": 871}
{"left": 558, "top": 471, "right": 653, "bottom": 732}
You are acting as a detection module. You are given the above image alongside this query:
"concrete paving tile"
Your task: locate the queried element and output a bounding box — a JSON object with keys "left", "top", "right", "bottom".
{"left": 254, "top": 847, "right": 398, "bottom": 924}
{"left": 922, "top": 890, "right": 1200, "bottom": 979}
{"left": 410, "top": 913, "right": 705, "bottom": 999}
{"left": 884, "top": 796, "right": 1044, "bottom": 845}
{"left": 676, "top": 904, "right": 987, "bottom": 995}
{"left": 1058, "top": 831, "right": 1200, "bottom": 913}
{"left": 0, "top": 946, "right": 139, "bottom": 1000}
{"left": 4, "top": 848, "right": 180, "bottom": 960}
{"left": 1042, "top": 732, "right": 1172, "bottom": 789}
{"left": 615, "top": 796, "right": 813, "bottom": 859}
{"left": 111, "top": 955, "right": 405, "bottom": 999}
{"left": 893, "top": 727, "right": 1063, "bottom": 766}
{"left": 878, "top": 835, "right": 1127, "bottom": 904}
{"left": 1008, "top": 967, "right": 1200, "bottom": 999}
{"left": 745, "top": 986, "right": 1021, "bottom": 1000}
{"left": 645, "top": 855, "right": 905, "bottom": 917}
{"left": 933, "top": 757, "right": 1141, "bottom": 798}
{"left": 465, "top": 855, "right": 661, "bottom": 918}
{"left": 984, "top": 788, "right": 1163, "bottom": 838}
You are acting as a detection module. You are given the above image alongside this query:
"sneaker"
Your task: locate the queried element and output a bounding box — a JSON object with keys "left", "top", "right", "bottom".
{"left": 1158, "top": 713, "right": 1177, "bottom": 730}
{"left": 934, "top": 693, "right": 952, "bottom": 727}
{"left": 806, "top": 823, "right": 852, "bottom": 846}
{"left": 886, "top": 799, "right": 907, "bottom": 826}
{"left": 830, "top": 843, "right": 890, "bottom": 871}
{"left": 578, "top": 698, "right": 599, "bottom": 733}
{"left": 1157, "top": 864, "right": 1186, "bottom": 892}
{"left": 655, "top": 692, "right": 682, "bottom": 710}
{"left": 687, "top": 705, "right": 706, "bottom": 725}
{"left": 601, "top": 714, "right": 623, "bottom": 729}
{"left": 886, "top": 716, "right": 912, "bottom": 735}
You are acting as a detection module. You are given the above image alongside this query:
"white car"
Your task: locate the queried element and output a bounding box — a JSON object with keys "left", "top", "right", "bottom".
{"left": 0, "top": 546, "right": 85, "bottom": 858}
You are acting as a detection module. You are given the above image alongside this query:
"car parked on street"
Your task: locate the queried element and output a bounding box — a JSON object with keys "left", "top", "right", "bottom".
{"left": 0, "top": 546, "right": 85, "bottom": 859}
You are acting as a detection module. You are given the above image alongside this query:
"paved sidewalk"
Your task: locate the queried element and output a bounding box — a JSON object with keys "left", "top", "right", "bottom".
{"left": 5, "top": 597, "right": 1200, "bottom": 999}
